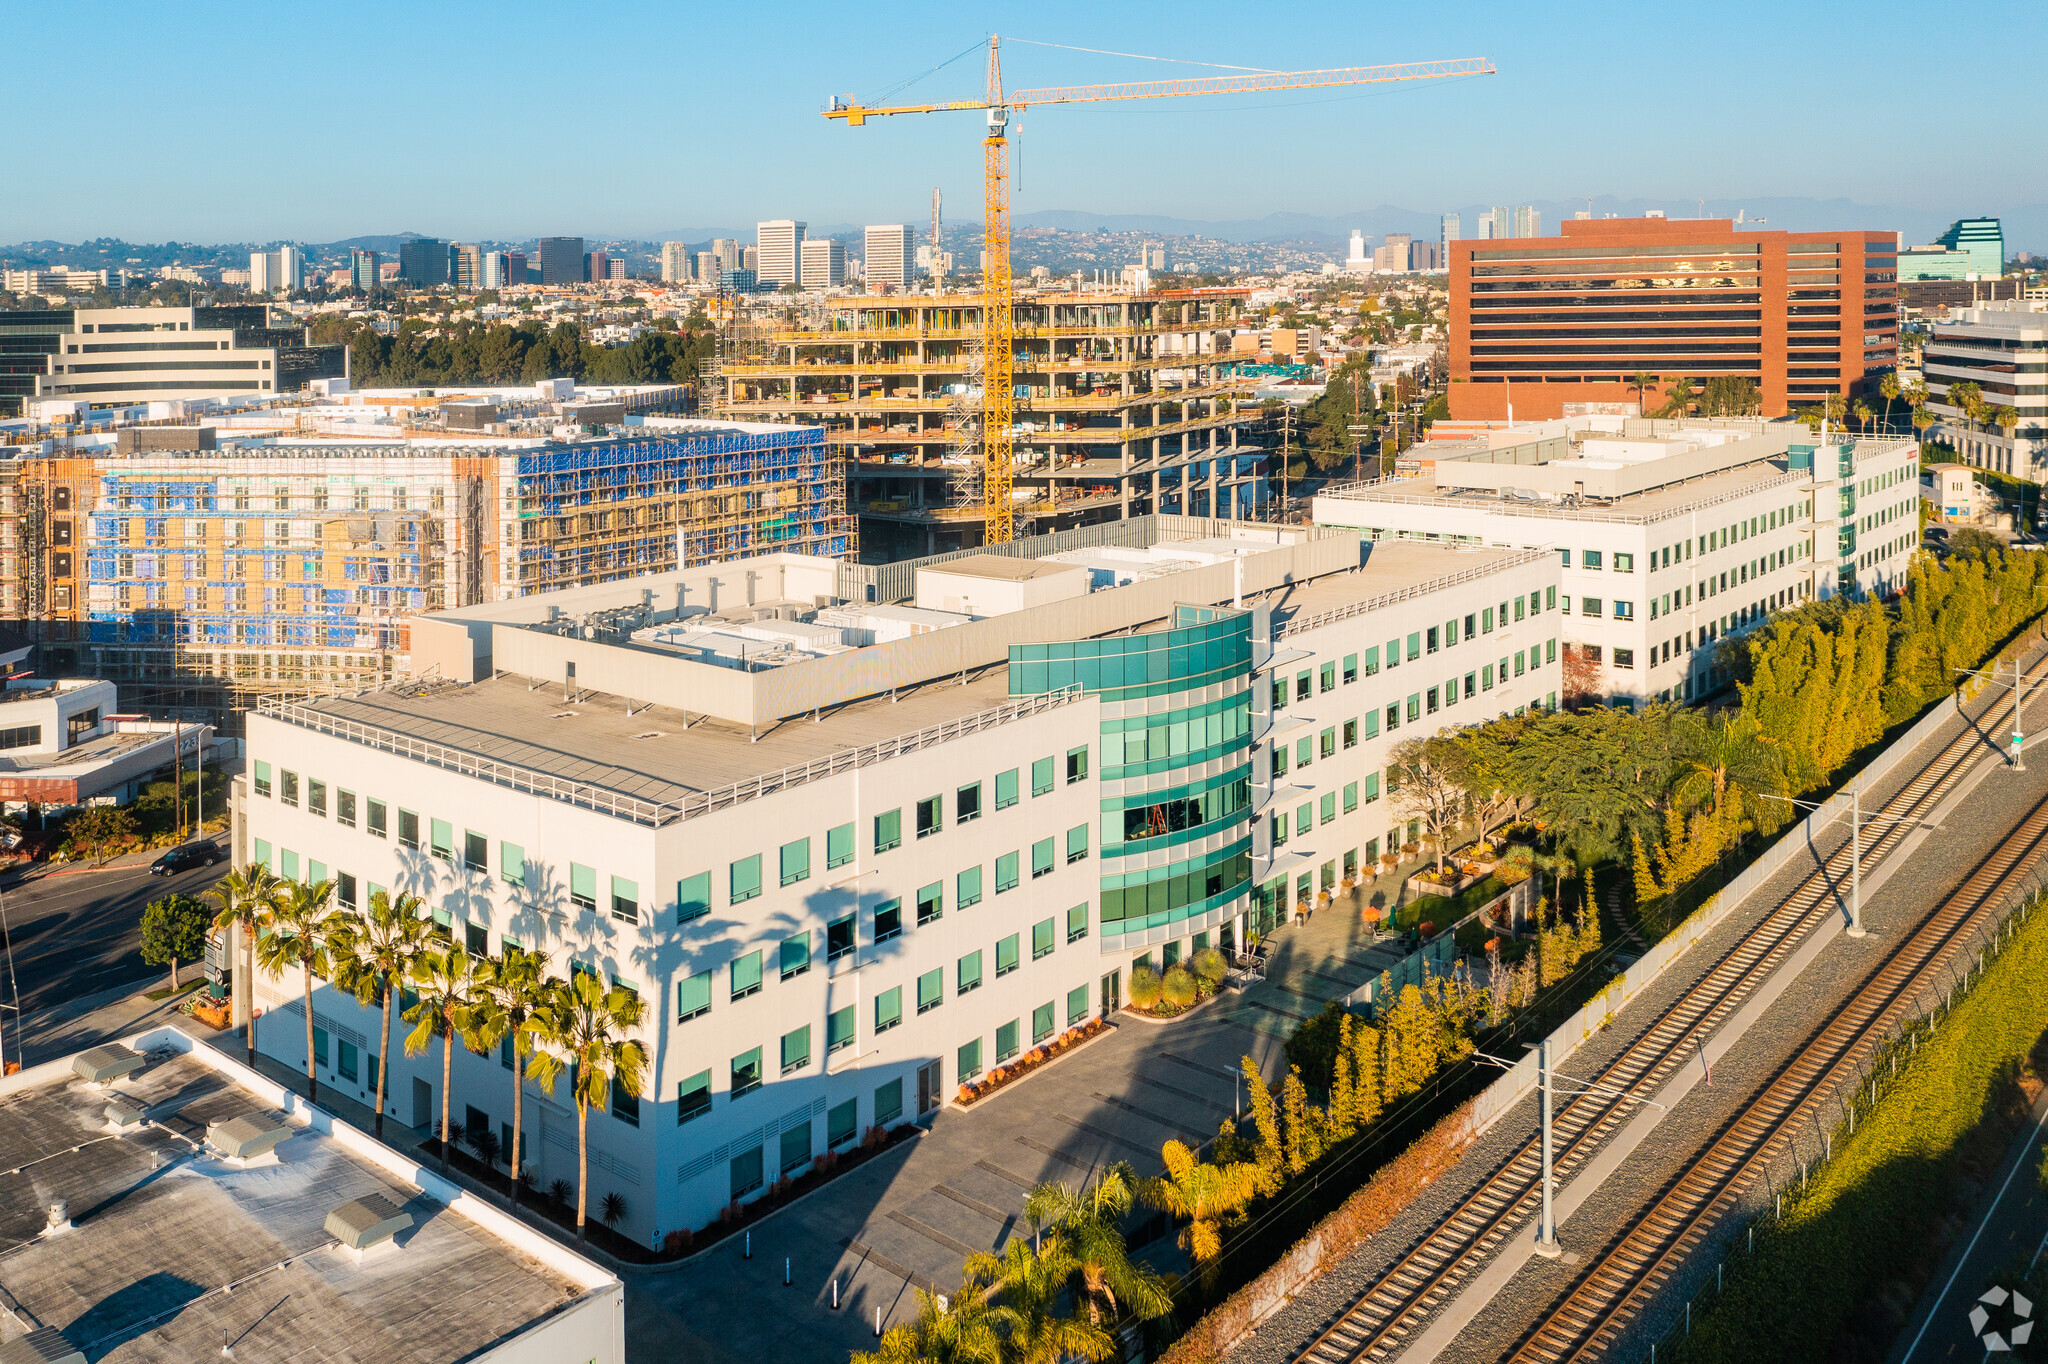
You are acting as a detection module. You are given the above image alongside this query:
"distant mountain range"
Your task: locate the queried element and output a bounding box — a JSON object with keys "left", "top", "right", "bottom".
{"left": 9, "top": 197, "right": 2041, "bottom": 267}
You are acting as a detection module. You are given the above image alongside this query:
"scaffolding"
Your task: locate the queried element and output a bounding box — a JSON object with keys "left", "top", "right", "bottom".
{"left": 48, "top": 427, "right": 850, "bottom": 722}
{"left": 512, "top": 427, "right": 847, "bottom": 591}
{"left": 714, "top": 287, "right": 1260, "bottom": 556}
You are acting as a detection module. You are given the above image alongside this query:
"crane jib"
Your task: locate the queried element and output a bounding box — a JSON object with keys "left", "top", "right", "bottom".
{"left": 818, "top": 45, "right": 1495, "bottom": 543}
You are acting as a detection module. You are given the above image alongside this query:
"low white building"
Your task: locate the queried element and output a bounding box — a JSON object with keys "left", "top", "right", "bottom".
{"left": 0, "top": 1028, "right": 621, "bottom": 1364}
{"left": 233, "top": 520, "right": 1560, "bottom": 1245}
{"left": 1312, "top": 420, "right": 1923, "bottom": 706}
{"left": 0, "top": 677, "right": 212, "bottom": 814}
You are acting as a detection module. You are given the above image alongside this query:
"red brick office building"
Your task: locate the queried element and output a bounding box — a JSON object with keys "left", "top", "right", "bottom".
{"left": 1447, "top": 217, "right": 1898, "bottom": 421}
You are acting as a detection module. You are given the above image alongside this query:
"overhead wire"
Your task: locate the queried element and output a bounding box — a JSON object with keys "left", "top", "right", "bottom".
{"left": 856, "top": 36, "right": 990, "bottom": 108}
{"left": 1002, "top": 36, "right": 1279, "bottom": 74}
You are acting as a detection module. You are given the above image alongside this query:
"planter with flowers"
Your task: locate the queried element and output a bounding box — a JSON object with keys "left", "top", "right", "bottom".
{"left": 954, "top": 1017, "right": 1112, "bottom": 1105}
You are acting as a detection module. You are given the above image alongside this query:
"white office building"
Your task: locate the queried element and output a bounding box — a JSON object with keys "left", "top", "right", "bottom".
{"left": 800, "top": 238, "right": 846, "bottom": 289}
{"left": 234, "top": 521, "right": 1559, "bottom": 1244}
{"left": 865, "top": 225, "right": 912, "bottom": 290}
{"left": 1923, "top": 300, "right": 2048, "bottom": 484}
{"left": 661, "top": 241, "right": 693, "bottom": 283}
{"left": 248, "top": 245, "right": 302, "bottom": 295}
{"left": 755, "top": 220, "right": 806, "bottom": 288}
{"left": 1313, "top": 420, "right": 1922, "bottom": 707}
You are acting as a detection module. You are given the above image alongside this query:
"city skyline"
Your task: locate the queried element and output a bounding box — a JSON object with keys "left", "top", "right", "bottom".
{"left": 1, "top": 0, "right": 2036, "bottom": 244}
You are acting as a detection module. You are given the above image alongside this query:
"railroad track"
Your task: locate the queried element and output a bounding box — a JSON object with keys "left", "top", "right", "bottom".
{"left": 1509, "top": 787, "right": 2048, "bottom": 1363}
{"left": 1295, "top": 650, "right": 2047, "bottom": 1364}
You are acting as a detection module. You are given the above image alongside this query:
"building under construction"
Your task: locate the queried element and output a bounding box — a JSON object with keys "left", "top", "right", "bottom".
{"left": 0, "top": 419, "right": 844, "bottom": 720}
{"left": 714, "top": 287, "right": 1265, "bottom": 558}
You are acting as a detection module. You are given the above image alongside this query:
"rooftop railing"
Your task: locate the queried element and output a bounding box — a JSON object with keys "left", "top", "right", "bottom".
{"left": 1276, "top": 548, "right": 1554, "bottom": 639}
{"left": 257, "top": 682, "right": 1087, "bottom": 827}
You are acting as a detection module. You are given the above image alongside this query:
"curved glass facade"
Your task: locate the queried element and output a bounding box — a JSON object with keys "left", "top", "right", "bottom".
{"left": 1010, "top": 606, "right": 1256, "bottom": 948}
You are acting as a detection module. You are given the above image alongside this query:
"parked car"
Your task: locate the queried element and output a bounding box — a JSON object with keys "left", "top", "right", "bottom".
{"left": 150, "top": 842, "right": 224, "bottom": 877}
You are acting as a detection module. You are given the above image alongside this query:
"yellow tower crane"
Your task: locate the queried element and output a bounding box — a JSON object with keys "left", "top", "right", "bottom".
{"left": 826, "top": 40, "right": 1494, "bottom": 544}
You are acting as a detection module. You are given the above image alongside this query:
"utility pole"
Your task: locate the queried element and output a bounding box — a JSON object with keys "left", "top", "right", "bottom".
{"left": 1763, "top": 786, "right": 1932, "bottom": 938}
{"left": 1470, "top": 1045, "right": 1667, "bottom": 1260}
{"left": 1278, "top": 406, "right": 1294, "bottom": 522}
{"left": 1534, "top": 1037, "right": 1560, "bottom": 1257}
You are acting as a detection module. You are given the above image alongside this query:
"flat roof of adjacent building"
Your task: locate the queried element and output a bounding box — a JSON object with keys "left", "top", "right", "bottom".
{"left": 919, "top": 555, "right": 1083, "bottom": 583}
{"left": 1318, "top": 456, "right": 1815, "bottom": 526}
{"left": 0, "top": 1036, "right": 605, "bottom": 1364}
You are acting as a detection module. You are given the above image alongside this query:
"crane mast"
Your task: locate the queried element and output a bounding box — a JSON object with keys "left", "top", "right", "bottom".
{"left": 825, "top": 44, "right": 1495, "bottom": 549}
{"left": 980, "top": 38, "right": 1014, "bottom": 542}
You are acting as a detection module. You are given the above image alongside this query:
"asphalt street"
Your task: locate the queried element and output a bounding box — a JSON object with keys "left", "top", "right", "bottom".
{"left": 0, "top": 839, "right": 228, "bottom": 1036}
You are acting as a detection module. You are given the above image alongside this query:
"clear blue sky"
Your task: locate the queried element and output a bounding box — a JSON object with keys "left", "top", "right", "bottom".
{"left": 4, "top": 0, "right": 2035, "bottom": 244}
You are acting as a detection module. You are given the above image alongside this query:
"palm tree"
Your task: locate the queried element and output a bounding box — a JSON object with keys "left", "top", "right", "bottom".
{"left": 1948, "top": 382, "right": 1982, "bottom": 439}
{"left": 1994, "top": 402, "right": 2020, "bottom": 445}
{"left": 524, "top": 971, "right": 647, "bottom": 1238}
{"left": 1852, "top": 399, "right": 1874, "bottom": 435}
{"left": 851, "top": 1265, "right": 1012, "bottom": 1364}
{"left": 1880, "top": 372, "right": 1901, "bottom": 433}
{"left": 1823, "top": 391, "right": 1848, "bottom": 430}
{"left": 251, "top": 877, "right": 340, "bottom": 1103}
{"left": 464, "top": 944, "right": 552, "bottom": 1201}
{"left": 1631, "top": 371, "right": 1660, "bottom": 415}
{"left": 1673, "top": 710, "right": 1787, "bottom": 832}
{"left": 1657, "top": 375, "right": 1693, "bottom": 419}
{"left": 205, "top": 864, "right": 290, "bottom": 1070}
{"left": 331, "top": 890, "right": 432, "bottom": 1140}
{"left": 1023, "top": 1163, "right": 1172, "bottom": 1328}
{"left": 404, "top": 943, "right": 486, "bottom": 1171}
{"left": 1139, "top": 1140, "right": 1262, "bottom": 1287}
{"left": 967, "top": 1239, "right": 1116, "bottom": 1364}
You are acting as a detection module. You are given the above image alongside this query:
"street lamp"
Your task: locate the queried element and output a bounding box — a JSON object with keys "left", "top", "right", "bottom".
{"left": 1761, "top": 785, "right": 1937, "bottom": 938}
{"left": 1473, "top": 1043, "right": 1666, "bottom": 1257}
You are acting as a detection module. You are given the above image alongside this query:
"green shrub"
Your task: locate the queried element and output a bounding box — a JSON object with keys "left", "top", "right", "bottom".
{"left": 1129, "top": 965, "right": 1163, "bottom": 1009}
{"left": 1673, "top": 903, "right": 2048, "bottom": 1362}
{"left": 1191, "top": 947, "right": 1228, "bottom": 986}
{"left": 1162, "top": 966, "right": 1197, "bottom": 1009}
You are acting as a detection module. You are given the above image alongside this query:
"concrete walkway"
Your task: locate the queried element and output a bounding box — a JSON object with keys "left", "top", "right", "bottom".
{"left": 625, "top": 860, "right": 1446, "bottom": 1364}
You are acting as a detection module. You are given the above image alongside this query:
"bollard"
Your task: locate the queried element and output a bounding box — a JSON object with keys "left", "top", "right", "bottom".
{"left": 832, "top": 1279, "right": 839, "bottom": 1310}
{"left": 744, "top": 1231, "right": 751, "bottom": 1259}
{"left": 1748, "top": 1225, "right": 1753, "bottom": 1253}
{"left": 786, "top": 1257, "right": 791, "bottom": 1286}
{"left": 875, "top": 1306, "right": 882, "bottom": 1337}
{"left": 1718, "top": 1263, "right": 1723, "bottom": 1293}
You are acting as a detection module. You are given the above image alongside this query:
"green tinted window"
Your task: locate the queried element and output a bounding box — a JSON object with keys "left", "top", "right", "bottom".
{"left": 677, "top": 872, "right": 711, "bottom": 923}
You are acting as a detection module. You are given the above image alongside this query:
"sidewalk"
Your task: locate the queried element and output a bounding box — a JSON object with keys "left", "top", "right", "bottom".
{"left": 12, "top": 972, "right": 199, "bottom": 1069}
{"left": 1, "top": 830, "right": 226, "bottom": 886}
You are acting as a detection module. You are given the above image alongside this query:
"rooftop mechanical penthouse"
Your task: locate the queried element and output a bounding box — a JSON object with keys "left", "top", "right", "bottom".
{"left": 234, "top": 516, "right": 1562, "bottom": 1243}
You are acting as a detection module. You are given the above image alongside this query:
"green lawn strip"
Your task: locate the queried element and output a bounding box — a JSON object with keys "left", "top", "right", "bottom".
{"left": 1395, "top": 875, "right": 1511, "bottom": 932}
{"left": 1670, "top": 902, "right": 2048, "bottom": 1364}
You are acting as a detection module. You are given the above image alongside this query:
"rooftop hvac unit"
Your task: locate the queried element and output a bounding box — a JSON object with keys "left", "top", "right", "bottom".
{"left": 325, "top": 1193, "right": 414, "bottom": 1252}
{"left": 0, "top": 1327, "right": 85, "bottom": 1364}
{"left": 72, "top": 1043, "right": 146, "bottom": 1085}
{"left": 206, "top": 1114, "right": 293, "bottom": 1161}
